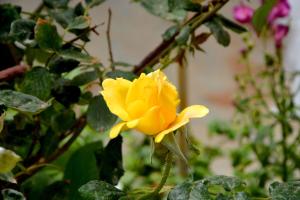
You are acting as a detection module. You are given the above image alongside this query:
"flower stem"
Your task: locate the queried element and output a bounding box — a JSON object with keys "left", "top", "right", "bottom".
{"left": 153, "top": 152, "right": 173, "bottom": 194}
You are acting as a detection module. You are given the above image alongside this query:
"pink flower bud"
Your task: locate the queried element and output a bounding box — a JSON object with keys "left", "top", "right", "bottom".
{"left": 273, "top": 24, "right": 289, "bottom": 48}
{"left": 233, "top": 4, "right": 254, "bottom": 24}
{"left": 268, "top": 0, "right": 290, "bottom": 23}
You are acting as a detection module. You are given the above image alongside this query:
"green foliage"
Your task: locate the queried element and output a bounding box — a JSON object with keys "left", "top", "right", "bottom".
{"left": 1, "top": 189, "right": 25, "bottom": 200}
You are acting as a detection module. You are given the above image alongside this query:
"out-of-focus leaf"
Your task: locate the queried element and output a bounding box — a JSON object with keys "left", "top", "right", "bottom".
{"left": 50, "top": 109, "right": 76, "bottom": 133}
{"left": 0, "top": 147, "right": 21, "bottom": 173}
{"left": 176, "top": 26, "right": 191, "bottom": 45}
{"left": 0, "top": 4, "right": 21, "bottom": 41}
{"left": 78, "top": 180, "right": 125, "bottom": 200}
{"left": 48, "top": 56, "right": 80, "bottom": 74}
{"left": 35, "top": 19, "right": 62, "bottom": 52}
{"left": 269, "top": 181, "right": 300, "bottom": 200}
{"left": 71, "top": 70, "right": 98, "bottom": 86}
{"left": 0, "top": 112, "right": 4, "bottom": 133}
{"left": 140, "top": 0, "right": 186, "bottom": 22}
{"left": 1, "top": 189, "right": 25, "bottom": 200}
{"left": 168, "top": 180, "right": 210, "bottom": 200}
{"left": 9, "top": 19, "right": 36, "bottom": 43}
{"left": 217, "top": 15, "right": 247, "bottom": 34}
{"left": 106, "top": 70, "right": 136, "bottom": 81}
{"left": 85, "top": 0, "right": 106, "bottom": 8}
{"left": 20, "top": 67, "right": 54, "bottom": 100}
{"left": 96, "top": 136, "right": 124, "bottom": 185}
{"left": 205, "top": 18, "right": 230, "bottom": 47}
{"left": 59, "top": 49, "right": 97, "bottom": 63}
{"left": 87, "top": 95, "right": 117, "bottom": 132}
{"left": 64, "top": 142, "right": 103, "bottom": 200}
{"left": 252, "top": 0, "right": 277, "bottom": 34}
{"left": 43, "top": 0, "right": 70, "bottom": 9}
{"left": 162, "top": 25, "right": 179, "bottom": 41}
{"left": 0, "top": 90, "right": 50, "bottom": 113}
{"left": 67, "top": 16, "right": 91, "bottom": 30}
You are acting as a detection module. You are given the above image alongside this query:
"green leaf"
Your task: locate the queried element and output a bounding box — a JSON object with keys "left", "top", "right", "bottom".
{"left": 85, "top": 0, "right": 106, "bottom": 8}
{"left": 205, "top": 18, "right": 230, "bottom": 47}
{"left": 140, "top": 0, "right": 187, "bottom": 22}
{"left": 48, "top": 56, "right": 80, "bottom": 74}
{"left": 252, "top": 0, "right": 277, "bottom": 34}
{"left": 96, "top": 136, "right": 124, "bottom": 185}
{"left": 203, "top": 176, "right": 246, "bottom": 192}
{"left": 161, "top": 132, "right": 187, "bottom": 164}
{"left": 51, "top": 109, "right": 76, "bottom": 133}
{"left": 1, "top": 189, "right": 25, "bottom": 200}
{"left": 0, "top": 4, "right": 21, "bottom": 41}
{"left": 106, "top": 70, "right": 137, "bottom": 81}
{"left": 216, "top": 15, "right": 247, "bottom": 34}
{"left": 9, "top": 19, "right": 36, "bottom": 43}
{"left": 168, "top": 180, "right": 210, "bottom": 200}
{"left": 35, "top": 19, "right": 62, "bottom": 51}
{"left": 176, "top": 26, "right": 191, "bottom": 45}
{"left": 59, "top": 49, "right": 97, "bottom": 63}
{"left": 162, "top": 25, "right": 179, "bottom": 41}
{"left": 0, "top": 90, "right": 50, "bottom": 113}
{"left": 78, "top": 180, "right": 125, "bottom": 200}
{"left": 235, "top": 192, "right": 250, "bottom": 200}
{"left": 0, "top": 147, "right": 21, "bottom": 173}
{"left": 67, "top": 16, "right": 91, "bottom": 30}
{"left": 64, "top": 142, "right": 103, "bottom": 200}
{"left": 20, "top": 67, "right": 54, "bottom": 100}
{"left": 71, "top": 70, "right": 98, "bottom": 86}
{"left": 43, "top": 0, "right": 70, "bottom": 8}
{"left": 269, "top": 181, "right": 300, "bottom": 200}
{"left": 87, "top": 95, "right": 117, "bottom": 132}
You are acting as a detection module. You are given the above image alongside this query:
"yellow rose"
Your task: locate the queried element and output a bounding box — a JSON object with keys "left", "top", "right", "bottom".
{"left": 101, "top": 70, "right": 209, "bottom": 143}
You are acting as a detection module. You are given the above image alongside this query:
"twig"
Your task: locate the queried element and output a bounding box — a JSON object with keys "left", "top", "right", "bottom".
{"left": 0, "top": 64, "right": 27, "bottom": 80}
{"left": 133, "top": 0, "right": 229, "bottom": 75}
{"left": 106, "top": 8, "right": 115, "bottom": 70}
{"left": 66, "top": 25, "right": 100, "bottom": 44}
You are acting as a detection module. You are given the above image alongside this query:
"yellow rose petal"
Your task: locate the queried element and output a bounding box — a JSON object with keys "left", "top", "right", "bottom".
{"left": 101, "top": 78, "right": 131, "bottom": 121}
{"left": 135, "top": 106, "right": 163, "bottom": 135}
{"left": 109, "top": 122, "right": 127, "bottom": 139}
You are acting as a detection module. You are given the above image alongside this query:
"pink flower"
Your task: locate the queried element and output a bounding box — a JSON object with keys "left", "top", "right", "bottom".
{"left": 273, "top": 24, "right": 289, "bottom": 48}
{"left": 233, "top": 4, "right": 254, "bottom": 24}
{"left": 268, "top": 0, "right": 290, "bottom": 23}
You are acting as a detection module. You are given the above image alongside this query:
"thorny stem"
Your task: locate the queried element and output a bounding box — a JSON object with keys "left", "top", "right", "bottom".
{"left": 133, "top": 0, "right": 229, "bottom": 75}
{"left": 153, "top": 152, "right": 173, "bottom": 194}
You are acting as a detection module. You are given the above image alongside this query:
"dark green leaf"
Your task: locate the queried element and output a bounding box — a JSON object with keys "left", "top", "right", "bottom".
{"left": 217, "top": 15, "right": 247, "bottom": 34}
{"left": 78, "top": 180, "right": 125, "bottom": 200}
{"left": 0, "top": 4, "right": 21, "bottom": 41}
{"left": 48, "top": 56, "right": 80, "bottom": 74}
{"left": 42, "top": 181, "right": 69, "bottom": 200}
{"left": 235, "top": 192, "right": 250, "bottom": 200}
{"left": 0, "top": 90, "right": 50, "bottom": 113}
{"left": 67, "top": 16, "right": 91, "bottom": 30}
{"left": 168, "top": 180, "right": 210, "bottom": 200}
{"left": 85, "top": 0, "right": 106, "bottom": 8}
{"left": 43, "top": 0, "right": 69, "bottom": 8}
{"left": 1, "top": 189, "right": 25, "bottom": 200}
{"left": 9, "top": 19, "right": 36, "bottom": 43}
{"left": 252, "top": 0, "right": 277, "bottom": 34}
{"left": 106, "top": 70, "right": 136, "bottom": 81}
{"left": 59, "top": 49, "right": 97, "bottom": 63}
{"left": 64, "top": 142, "right": 103, "bottom": 200}
{"left": 71, "top": 70, "right": 98, "bottom": 86}
{"left": 87, "top": 95, "right": 117, "bottom": 132}
{"left": 162, "top": 25, "right": 179, "bottom": 41}
{"left": 168, "top": 0, "right": 201, "bottom": 12}
{"left": 35, "top": 19, "right": 62, "bottom": 51}
{"left": 269, "top": 181, "right": 300, "bottom": 200}
{"left": 96, "top": 136, "right": 124, "bottom": 185}
{"left": 51, "top": 109, "right": 76, "bottom": 133}
{"left": 140, "top": 0, "right": 186, "bottom": 22}
{"left": 20, "top": 67, "right": 54, "bottom": 100}
{"left": 205, "top": 18, "right": 230, "bottom": 47}
{"left": 48, "top": 8, "right": 75, "bottom": 28}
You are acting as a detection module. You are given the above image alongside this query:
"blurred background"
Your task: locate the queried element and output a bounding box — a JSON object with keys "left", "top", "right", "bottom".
{"left": 1, "top": 0, "right": 299, "bottom": 176}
